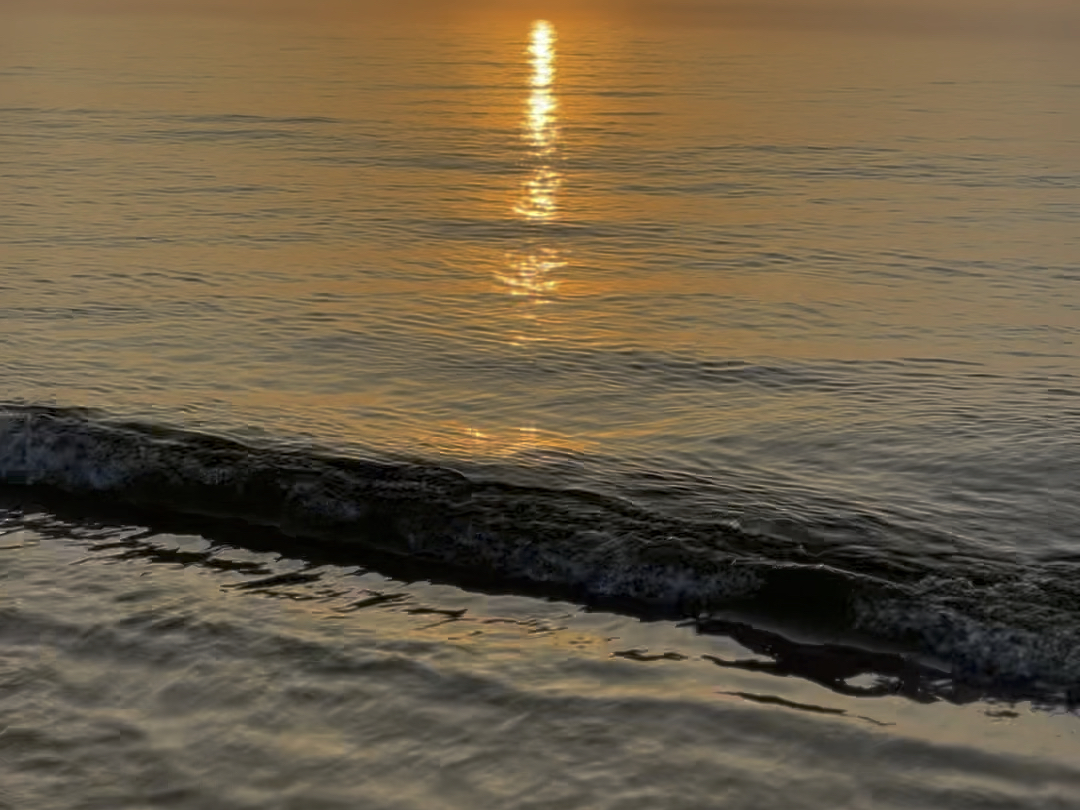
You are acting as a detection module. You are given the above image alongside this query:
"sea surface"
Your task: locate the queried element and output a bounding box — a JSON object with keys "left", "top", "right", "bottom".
{"left": 2, "top": 8, "right": 1080, "bottom": 808}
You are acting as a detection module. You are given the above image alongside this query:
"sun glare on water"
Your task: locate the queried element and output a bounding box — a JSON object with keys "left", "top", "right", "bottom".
{"left": 529, "top": 19, "right": 556, "bottom": 90}
{"left": 501, "top": 20, "right": 565, "bottom": 312}
{"left": 520, "top": 19, "right": 560, "bottom": 208}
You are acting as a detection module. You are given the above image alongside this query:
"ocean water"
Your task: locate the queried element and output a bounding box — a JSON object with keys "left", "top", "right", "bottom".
{"left": 2, "top": 8, "right": 1080, "bottom": 808}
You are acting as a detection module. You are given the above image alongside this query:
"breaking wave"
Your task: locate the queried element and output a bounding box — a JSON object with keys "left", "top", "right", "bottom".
{"left": 2, "top": 404, "right": 1078, "bottom": 703}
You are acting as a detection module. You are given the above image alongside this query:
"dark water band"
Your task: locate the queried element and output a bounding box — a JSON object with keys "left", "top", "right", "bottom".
{"left": 2, "top": 404, "right": 1077, "bottom": 702}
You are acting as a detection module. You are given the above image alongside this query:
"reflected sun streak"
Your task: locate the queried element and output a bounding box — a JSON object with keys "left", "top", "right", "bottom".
{"left": 502, "top": 21, "right": 564, "bottom": 301}
{"left": 529, "top": 19, "right": 556, "bottom": 88}
{"left": 526, "top": 20, "right": 558, "bottom": 155}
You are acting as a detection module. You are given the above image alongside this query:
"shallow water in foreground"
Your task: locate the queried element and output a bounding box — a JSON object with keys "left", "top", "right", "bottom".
{"left": 3, "top": 507, "right": 1080, "bottom": 810}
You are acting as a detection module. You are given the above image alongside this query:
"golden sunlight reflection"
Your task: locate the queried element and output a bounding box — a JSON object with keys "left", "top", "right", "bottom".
{"left": 517, "top": 20, "right": 561, "bottom": 224}
{"left": 420, "top": 421, "right": 594, "bottom": 461}
{"left": 526, "top": 19, "right": 557, "bottom": 154}
{"left": 502, "top": 19, "right": 564, "bottom": 303}
{"left": 480, "top": 20, "right": 575, "bottom": 456}
{"left": 514, "top": 166, "right": 560, "bottom": 222}
{"left": 495, "top": 246, "right": 565, "bottom": 299}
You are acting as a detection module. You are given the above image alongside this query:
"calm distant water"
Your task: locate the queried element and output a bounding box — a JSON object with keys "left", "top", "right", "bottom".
{"left": 2, "top": 10, "right": 1080, "bottom": 809}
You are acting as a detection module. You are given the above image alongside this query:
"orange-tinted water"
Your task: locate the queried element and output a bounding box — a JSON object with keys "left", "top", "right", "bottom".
{"left": 1, "top": 8, "right": 1079, "bottom": 807}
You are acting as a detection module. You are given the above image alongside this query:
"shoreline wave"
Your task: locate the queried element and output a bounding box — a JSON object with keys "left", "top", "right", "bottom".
{"left": 2, "top": 403, "right": 1077, "bottom": 702}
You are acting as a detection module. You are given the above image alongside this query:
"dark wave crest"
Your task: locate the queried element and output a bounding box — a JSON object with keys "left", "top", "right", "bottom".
{"left": 1, "top": 404, "right": 1078, "bottom": 703}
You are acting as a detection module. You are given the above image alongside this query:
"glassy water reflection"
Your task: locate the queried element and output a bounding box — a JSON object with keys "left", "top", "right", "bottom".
{"left": 499, "top": 20, "right": 564, "bottom": 306}
{"left": 3, "top": 11, "right": 1076, "bottom": 552}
